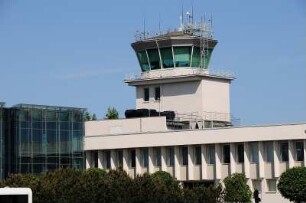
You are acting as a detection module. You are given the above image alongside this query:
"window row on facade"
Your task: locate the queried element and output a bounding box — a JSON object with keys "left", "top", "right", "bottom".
{"left": 136, "top": 46, "right": 212, "bottom": 72}
{"left": 143, "top": 87, "right": 160, "bottom": 102}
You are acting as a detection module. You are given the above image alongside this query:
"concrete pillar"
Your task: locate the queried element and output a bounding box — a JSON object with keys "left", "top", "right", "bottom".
{"left": 110, "top": 150, "right": 117, "bottom": 170}
{"left": 288, "top": 140, "right": 295, "bottom": 168}
{"left": 174, "top": 146, "right": 181, "bottom": 180}
{"left": 98, "top": 151, "right": 103, "bottom": 169}
{"left": 258, "top": 142, "right": 265, "bottom": 178}
{"left": 122, "top": 149, "right": 129, "bottom": 172}
{"left": 161, "top": 147, "right": 167, "bottom": 172}
{"left": 201, "top": 145, "right": 208, "bottom": 180}
{"left": 215, "top": 144, "right": 222, "bottom": 180}
{"left": 230, "top": 143, "right": 236, "bottom": 174}
{"left": 273, "top": 141, "right": 280, "bottom": 178}
{"left": 148, "top": 147, "right": 154, "bottom": 174}
{"left": 188, "top": 145, "right": 194, "bottom": 180}
{"left": 135, "top": 148, "right": 142, "bottom": 175}
{"left": 86, "top": 151, "right": 92, "bottom": 169}
{"left": 244, "top": 142, "right": 250, "bottom": 178}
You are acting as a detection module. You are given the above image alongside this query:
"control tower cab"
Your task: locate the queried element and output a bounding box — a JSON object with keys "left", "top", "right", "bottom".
{"left": 125, "top": 18, "right": 234, "bottom": 128}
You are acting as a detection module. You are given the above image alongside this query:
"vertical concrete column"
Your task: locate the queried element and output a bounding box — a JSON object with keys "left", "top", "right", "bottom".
{"left": 122, "top": 149, "right": 129, "bottom": 172}
{"left": 86, "top": 151, "right": 92, "bottom": 169}
{"left": 201, "top": 145, "right": 208, "bottom": 180}
{"left": 258, "top": 142, "right": 265, "bottom": 178}
{"left": 288, "top": 140, "right": 295, "bottom": 168}
{"left": 174, "top": 146, "right": 181, "bottom": 180}
{"left": 230, "top": 143, "right": 236, "bottom": 174}
{"left": 304, "top": 140, "right": 306, "bottom": 167}
{"left": 244, "top": 142, "right": 250, "bottom": 178}
{"left": 188, "top": 145, "right": 194, "bottom": 180}
{"left": 215, "top": 144, "right": 222, "bottom": 180}
{"left": 135, "top": 148, "right": 142, "bottom": 175}
{"left": 110, "top": 150, "right": 117, "bottom": 170}
{"left": 148, "top": 147, "right": 154, "bottom": 174}
{"left": 98, "top": 151, "right": 103, "bottom": 169}
{"left": 161, "top": 147, "right": 167, "bottom": 172}
{"left": 273, "top": 141, "right": 280, "bottom": 178}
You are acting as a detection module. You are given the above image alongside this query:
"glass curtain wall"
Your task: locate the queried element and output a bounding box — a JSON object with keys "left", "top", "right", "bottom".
{"left": 11, "top": 106, "right": 84, "bottom": 174}
{"left": 0, "top": 106, "right": 3, "bottom": 179}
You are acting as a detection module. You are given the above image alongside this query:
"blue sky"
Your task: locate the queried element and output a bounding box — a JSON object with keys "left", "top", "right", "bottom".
{"left": 0, "top": 0, "right": 305, "bottom": 125}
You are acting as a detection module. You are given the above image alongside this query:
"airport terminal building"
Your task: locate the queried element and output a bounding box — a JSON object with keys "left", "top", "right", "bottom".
{"left": 84, "top": 20, "right": 306, "bottom": 203}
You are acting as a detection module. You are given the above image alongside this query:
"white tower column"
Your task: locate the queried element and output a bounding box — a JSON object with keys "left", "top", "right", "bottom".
{"left": 215, "top": 144, "right": 222, "bottom": 180}
{"left": 135, "top": 148, "right": 142, "bottom": 175}
{"left": 230, "top": 143, "right": 236, "bottom": 174}
{"left": 174, "top": 146, "right": 181, "bottom": 180}
{"left": 161, "top": 147, "right": 167, "bottom": 172}
{"left": 148, "top": 147, "right": 154, "bottom": 174}
{"left": 273, "top": 141, "right": 280, "bottom": 178}
{"left": 98, "top": 151, "right": 103, "bottom": 169}
{"left": 122, "top": 149, "right": 129, "bottom": 172}
{"left": 258, "top": 141, "right": 265, "bottom": 178}
{"left": 244, "top": 142, "right": 250, "bottom": 178}
{"left": 288, "top": 140, "right": 295, "bottom": 168}
{"left": 201, "top": 145, "right": 208, "bottom": 180}
{"left": 188, "top": 145, "right": 194, "bottom": 180}
{"left": 110, "top": 150, "right": 117, "bottom": 170}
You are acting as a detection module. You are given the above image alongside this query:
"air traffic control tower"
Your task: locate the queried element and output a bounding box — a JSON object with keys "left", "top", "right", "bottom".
{"left": 125, "top": 16, "right": 235, "bottom": 128}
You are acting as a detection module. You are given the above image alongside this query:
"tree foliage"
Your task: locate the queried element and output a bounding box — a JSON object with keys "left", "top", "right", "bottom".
{"left": 277, "top": 167, "right": 306, "bottom": 203}
{"left": 105, "top": 107, "right": 119, "bottom": 119}
{"left": 84, "top": 111, "right": 97, "bottom": 121}
{"left": 0, "top": 168, "right": 224, "bottom": 203}
{"left": 223, "top": 173, "right": 252, "bottom": 203}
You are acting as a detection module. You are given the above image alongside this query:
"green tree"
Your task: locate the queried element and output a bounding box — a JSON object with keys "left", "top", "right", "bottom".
{"left": 223, "top": 173, "right": 252, "bottom": 203}
{"left": 277, "top": 167, "right": 306, "bottom": 203}
{"left": 84, "top": 111, "right": 97, "bottom": 121}
{"left": 105, "top": 107, "right": 119, "bottom": 119}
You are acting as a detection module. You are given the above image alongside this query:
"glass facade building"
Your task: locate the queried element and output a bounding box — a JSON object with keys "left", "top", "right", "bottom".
{"left": 0, "top": 103, "right": 5, "bottom": 179}
{"left": 0, "top": 103, "right": 85, "bottom": 179}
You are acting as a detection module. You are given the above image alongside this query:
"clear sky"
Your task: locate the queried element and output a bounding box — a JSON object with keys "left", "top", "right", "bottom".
{"left": 0, "top": 0, "right": 305, "bottom": 125}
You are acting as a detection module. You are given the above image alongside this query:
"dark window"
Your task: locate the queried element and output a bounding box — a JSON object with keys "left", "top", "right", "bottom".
{"left": 104, "top": 150, "right": 111, "bottom": 169}
{"left": 147, "top": 49, "right": 161, "bottom": 70}
{"left": 167, "top": 147, "right": 174, "bottom": 166}
{"left": 130, "top": 150, "right": 136, "bottom": 168}
{"left": 296, "top": 142, "right": 304, "bottom": 161}
{"left": 237, "top": 144, "right": 244, "bottom": 163}
{"left": 181, "top": 146, "right": 188, "bottom": 166}
{"left": 195, "top": 146, "right": 202, "bottom": 165}
{"left": 250, "top": 142, "right": 259, "bottom": 163}
{"left": 264, "top": 142, "right": 274, "bottom": 162}
{"left": 207, "top": 145, "right": 215, "bottom": 164}
{"left": 223, "top": 145, "right": 230, "bottom": 163}
{"left": 117, "top": 150, "right": 123, "bottom": 167}
{"left": 142, "top": 148, "right": 148, "bottom": 167}
{"left": 155, "top": 147, "right": 161, "bottom": 166}
{"left": 155, "top": 87, "right": 160, "bottom": 100}
{"left": 144, "top": 88, "right": 149, "bottom": 101}
{"left": 280, "top": 142, "right": 288, "bottom": 162}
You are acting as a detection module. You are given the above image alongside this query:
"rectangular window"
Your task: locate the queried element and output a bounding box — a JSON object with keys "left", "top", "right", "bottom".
{"left": 155, "top": 147, "right": 161, "bottom": 166}
{"left": 264, "top": 142, "right": 274, "bottom": 162}
{"left": 181, "top": 146, "right": 188, "bottom": 166}
{"left": 144, "top": 88, "right": 149, "bottom": 101}
{"left": 237, "top": 144, "right": 244, "bottom": 163}
{"left": 130, "top": 149, "right": 136, "bottom": 168}
{"left": 195, "top": 146, "right": 202, "bottom": 165}
{"left": 249, "top": 142, "right": 259, "bottom": 163}
{"left": 267, "top": 179, "right": 277, "bottom": 192}
{"left": 207, "top": 145, "right": 215, "bottom": 164}
{"left": 117, "top": 150, "right": 123, "bottom": 167}
{"left": 155, "top": 87, "right": 160, "bottom": 100}
{"left": 280, "top": 142, "right": 289, "bottom": 162}
{"left": 167, "top": 147, "right": 174, "bottom": 166}
{"left": 222, "top": 145, "right": 230, "bottom": 164}
{"left": 296, "top": 141, "right": 304, "bottom": 161}
{"left": 142, "top": 148, "right": 148, "bottom": 167}
{"left": 104, "top": 150, "right": 111, "bottom": 169}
